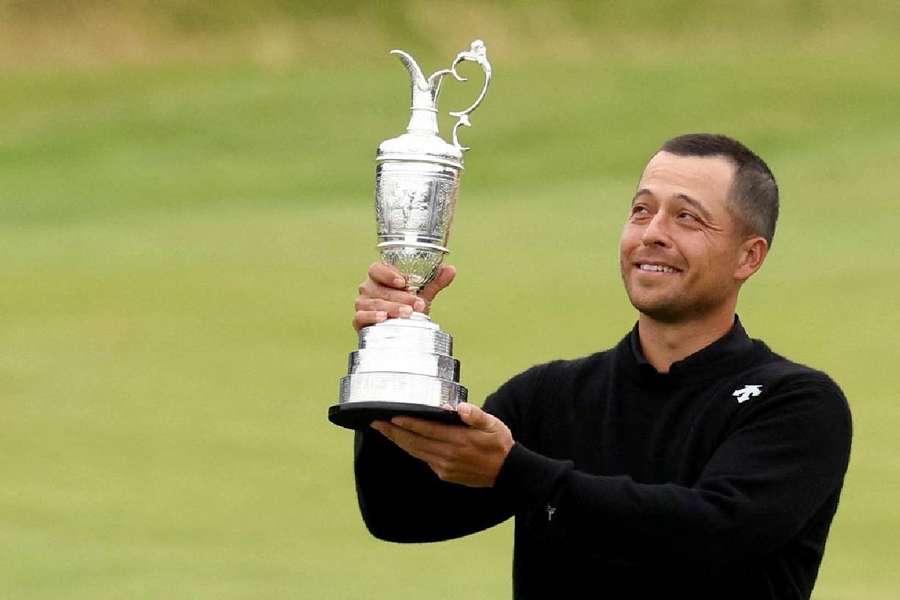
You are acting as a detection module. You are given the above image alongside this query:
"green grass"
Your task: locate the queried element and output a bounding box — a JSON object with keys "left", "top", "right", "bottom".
{"left": 2, "top": 14, "right": 900, "bottom": 599}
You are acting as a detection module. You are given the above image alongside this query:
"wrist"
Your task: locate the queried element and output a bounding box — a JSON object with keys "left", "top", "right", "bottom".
{"left": 489, "top": 437, "right": 515, "bottom": 487}
{"left": 492, "top": 443, "right": 572, "bottom": 509}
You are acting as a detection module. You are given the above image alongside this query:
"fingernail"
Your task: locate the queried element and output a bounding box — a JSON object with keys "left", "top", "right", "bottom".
{"left": 393, "top": 277, "right": 406, "bottom": 288}
{"left": 398, "top": 305, "right": 413, "bottom": 317}
{"left": 414, "top": 298, "right": 426, "bottom": 312}
{"left": 458, "top": 403, "right": 471, "bottom": 416}
{"left": 375, "top": 311, "right": 387, "bottom": 322}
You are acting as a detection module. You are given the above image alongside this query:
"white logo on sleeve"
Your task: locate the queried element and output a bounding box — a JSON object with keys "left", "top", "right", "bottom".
{"left": 733, "top": 385, "right": 763, "bottom": 403}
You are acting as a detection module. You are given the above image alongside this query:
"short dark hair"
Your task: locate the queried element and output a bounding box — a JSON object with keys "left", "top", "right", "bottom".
{"left": 659, "top": 133, "right": 779, "bottom": 248}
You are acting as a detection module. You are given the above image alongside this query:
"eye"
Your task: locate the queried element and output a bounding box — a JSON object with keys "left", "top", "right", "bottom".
{"left": 630, "top": 204, "right": 650, "bottom": 218}
{"left": 677, "top": 211, "right": 700, "bottom": 223}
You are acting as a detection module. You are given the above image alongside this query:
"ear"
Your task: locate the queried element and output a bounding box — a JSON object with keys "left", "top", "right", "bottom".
{"left": 734, "top": 236, "right": 768, "bottom": 283}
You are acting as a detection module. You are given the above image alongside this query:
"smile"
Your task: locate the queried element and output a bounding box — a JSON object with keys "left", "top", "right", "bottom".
{"left": 636, "top": 263, "right": 680, "bottom": 273}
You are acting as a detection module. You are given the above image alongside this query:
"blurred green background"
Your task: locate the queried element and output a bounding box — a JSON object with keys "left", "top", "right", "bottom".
{"left": 2, "top": 1, "right": 899, "bottom": 598}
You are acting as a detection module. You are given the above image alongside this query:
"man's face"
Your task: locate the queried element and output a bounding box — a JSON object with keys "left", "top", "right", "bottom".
{"left": 619, "top": 151, "right": 750, "bottom": 322}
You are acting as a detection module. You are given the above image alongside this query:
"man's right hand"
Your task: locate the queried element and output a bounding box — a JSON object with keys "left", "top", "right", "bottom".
{"left": 353, "top": 262, "right": 457, "bottom": 331}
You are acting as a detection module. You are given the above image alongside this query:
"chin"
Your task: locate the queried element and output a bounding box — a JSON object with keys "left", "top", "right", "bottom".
{"left": 627, "top": 293, "right": 692, "bottom": 323}
{"left": 633, "top": 304, "right": 686, "bottom": 323}
{"left": 630, "top": 290, "right": 732, "bottom": 324}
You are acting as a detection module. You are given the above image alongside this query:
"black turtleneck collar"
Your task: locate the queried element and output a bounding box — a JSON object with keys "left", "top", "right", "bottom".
{"left": 620, "top": 315, "right": 764, "bottom": 383}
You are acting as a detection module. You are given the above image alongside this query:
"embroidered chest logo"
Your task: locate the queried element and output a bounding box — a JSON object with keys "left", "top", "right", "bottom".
{"left": 545, "top": 504, "right": 557, "bottom": 522}
{"left": 733, "top": 384, "right": 763, "bottom": 404}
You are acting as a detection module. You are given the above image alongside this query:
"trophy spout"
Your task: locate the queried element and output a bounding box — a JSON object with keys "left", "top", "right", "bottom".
{"left": 390, "top": 49, "right": 449, "bottom": 136}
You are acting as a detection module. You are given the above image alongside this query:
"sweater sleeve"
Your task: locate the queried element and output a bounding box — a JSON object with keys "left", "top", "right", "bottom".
{"left": 353, "top": 428, "right": 511, "bottom": 542}
{"left": 353, "top": 363, "right": 549, "bottom": 542}
{"left": 492, "top": 373, "right": 852, "bottom": 565}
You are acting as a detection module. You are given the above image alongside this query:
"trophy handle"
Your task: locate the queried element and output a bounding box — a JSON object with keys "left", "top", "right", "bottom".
{"left": 445, "top": 40, "right": 492, "bottom": 151}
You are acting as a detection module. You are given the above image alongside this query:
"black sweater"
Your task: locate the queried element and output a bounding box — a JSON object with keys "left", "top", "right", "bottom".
{"left": 354, "top": 318, "right": 852, "bottom": 599}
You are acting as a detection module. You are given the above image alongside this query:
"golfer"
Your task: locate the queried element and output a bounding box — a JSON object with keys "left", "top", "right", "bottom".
{"left": 350, "top": 134, "right": 852, "bottom": 599}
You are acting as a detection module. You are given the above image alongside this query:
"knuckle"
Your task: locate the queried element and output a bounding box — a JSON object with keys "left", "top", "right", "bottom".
{"left": 356, "top": 297, "right": 378, "bottom": 311}
{"left": 370, "top": 261, "right": 395, "bottom": 283}
{"left": 394, "top": 291, "right": 414, "bottom": 305}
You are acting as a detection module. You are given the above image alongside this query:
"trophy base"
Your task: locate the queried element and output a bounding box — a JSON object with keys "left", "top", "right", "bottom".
{"left": 328, "top": 401, "right": 463, "bottom": 430}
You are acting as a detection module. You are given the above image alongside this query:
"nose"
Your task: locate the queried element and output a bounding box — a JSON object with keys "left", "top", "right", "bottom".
{"left": 640, "top": 212, "right": 672, "bottom": 248}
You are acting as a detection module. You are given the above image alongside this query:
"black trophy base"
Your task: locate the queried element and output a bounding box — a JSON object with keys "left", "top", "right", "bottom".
{"left": 328, "top": 401, "right": 464, "bottom": 430}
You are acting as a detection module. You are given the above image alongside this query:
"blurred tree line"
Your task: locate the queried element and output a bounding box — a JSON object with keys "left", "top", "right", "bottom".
{"left": 2, "top": 0, "right": 899, "bottom": 68}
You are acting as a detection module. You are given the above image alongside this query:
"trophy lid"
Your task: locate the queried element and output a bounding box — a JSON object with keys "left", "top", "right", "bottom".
{"left": 376, "top": 41, "right": 492, "bottom": 170}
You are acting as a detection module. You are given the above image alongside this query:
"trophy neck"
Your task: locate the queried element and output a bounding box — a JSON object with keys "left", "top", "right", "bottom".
{"left": 406, "top": 107, "right": 439, "bottom": 136}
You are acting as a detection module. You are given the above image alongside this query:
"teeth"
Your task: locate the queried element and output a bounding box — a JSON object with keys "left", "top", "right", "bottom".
{"left": 639, "top": 264, "right": 676, "bottom": 273}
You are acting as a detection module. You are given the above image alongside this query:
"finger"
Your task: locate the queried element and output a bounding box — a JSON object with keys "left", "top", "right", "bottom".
{"left": 390, "top": 416, "right": 462, "bottom": 442}
{"left": 457, "top": 403, "right": 497, "bottom": 432}
{"left": 371, "top": 421, "right": 451, "bottom": 462}
{"left": 419, "top": 265, "right": 457, "bottom": 306}
{"left": 358, "top": 279, "right": 420, "bottom": 306}
{"left": 368, "top": 261, "right": 407, "bottom": 289}
{"left": 354, "top": 297, "right": 414, "bottom": 318}
{"left": 353, "top": 310, "right": 387, "bottom": 331}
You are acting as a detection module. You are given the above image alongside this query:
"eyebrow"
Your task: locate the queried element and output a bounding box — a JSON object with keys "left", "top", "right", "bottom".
{"left": 632, "top": 188, "right": 714, "bottom": 222}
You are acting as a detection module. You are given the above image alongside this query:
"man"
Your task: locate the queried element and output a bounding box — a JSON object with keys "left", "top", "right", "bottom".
{"left": 350, "top": 134, "right": 852, "bottom": 599}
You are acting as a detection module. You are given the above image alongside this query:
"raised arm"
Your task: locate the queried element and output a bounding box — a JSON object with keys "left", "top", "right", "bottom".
{"left": 352, "top": 262, "right": 516, "bottom": 542}
{"left": 352, "top": 365, "right": 538, "bottom": 542}
{"left": 354, "top": 420, "right": 514, "bottom": 542}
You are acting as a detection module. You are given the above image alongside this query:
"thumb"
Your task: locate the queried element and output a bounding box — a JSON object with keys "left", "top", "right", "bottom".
{"left": 457, "top": 403, "right": 495, "bottom": 432}
{"left": 419, "top": 265, "right": 457, "bottom": 306}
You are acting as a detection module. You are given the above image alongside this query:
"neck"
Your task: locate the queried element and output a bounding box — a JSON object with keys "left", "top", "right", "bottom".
{"left": 637, "top": 302, "right": 737, "bottom": 373}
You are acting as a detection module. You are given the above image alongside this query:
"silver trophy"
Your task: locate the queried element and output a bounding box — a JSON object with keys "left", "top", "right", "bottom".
{"left": 329, "top": 40, "right": 492, "bottom": 430}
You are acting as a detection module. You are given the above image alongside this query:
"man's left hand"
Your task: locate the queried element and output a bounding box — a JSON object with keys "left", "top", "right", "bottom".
{"left": 371, "top": 403, "right": 514, "bottom": 488}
